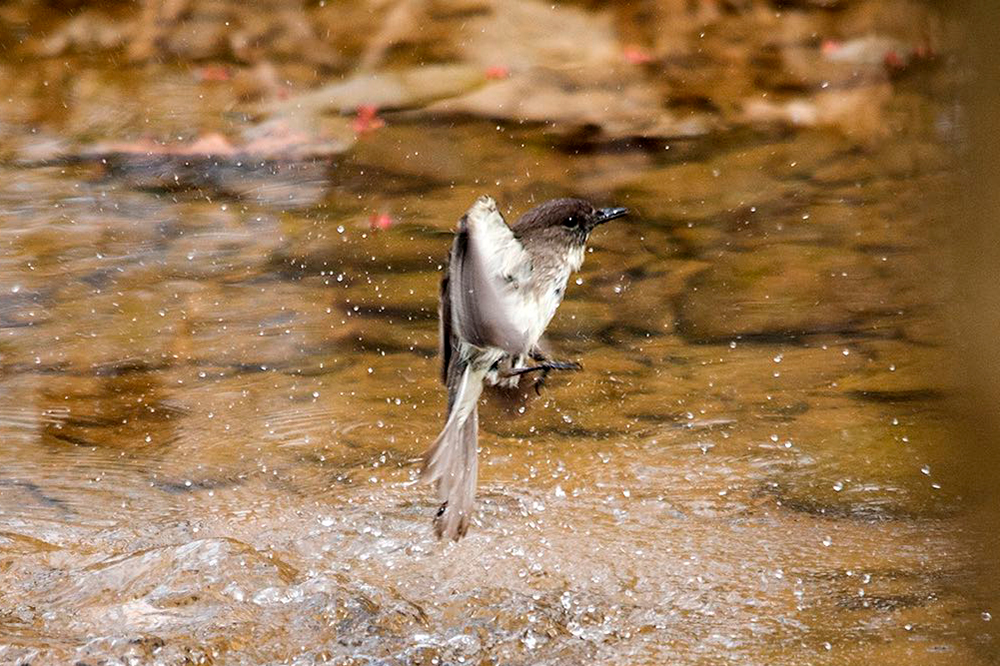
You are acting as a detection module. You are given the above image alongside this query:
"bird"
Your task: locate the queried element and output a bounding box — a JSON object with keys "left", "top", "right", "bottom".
{"left": 420, "top": 195, "right": 628, "bottom": 540}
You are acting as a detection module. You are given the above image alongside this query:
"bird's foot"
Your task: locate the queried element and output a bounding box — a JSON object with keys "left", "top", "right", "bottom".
{"left": 504, "top": 360, "right": 582, "bottom": 377}
{"left": 534, "top": 368, "right": 550, "bottom": 395}
{"left": 502, "top": 360, "right": 582, "bottom": 394}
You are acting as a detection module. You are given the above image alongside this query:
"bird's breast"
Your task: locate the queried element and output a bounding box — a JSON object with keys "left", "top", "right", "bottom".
{"left": 519, "top": 270, "right": 571, "bottom": 346}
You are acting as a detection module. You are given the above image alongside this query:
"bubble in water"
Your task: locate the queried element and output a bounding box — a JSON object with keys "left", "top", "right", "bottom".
{"left": 983, "top": 612, "right": 992, "bottom": 622}
{"left": 833, "top": 481, "right": 843, "bottom": 491}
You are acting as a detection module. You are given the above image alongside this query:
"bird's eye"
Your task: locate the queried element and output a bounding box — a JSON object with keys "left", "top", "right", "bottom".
{"left": 562, "top": 216, "right": 578, "bottom": 228}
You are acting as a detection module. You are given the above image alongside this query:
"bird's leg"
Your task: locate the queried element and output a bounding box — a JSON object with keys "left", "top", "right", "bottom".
{"left": 503, "top": 360, "right": 582, "bottom": 377}
{"left": 503, "top": 356, "right": 582, "bottom": 394}
{"left": 535, "top": 367, "right": 550, "bottom": 396}
{"left": 528, "top": 348, "right": 552, "bottom": 394}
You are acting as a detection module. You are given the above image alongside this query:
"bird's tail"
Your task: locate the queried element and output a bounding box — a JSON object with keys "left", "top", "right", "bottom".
{"left": 421, "top": 361, "right": 484, "bottom": 540}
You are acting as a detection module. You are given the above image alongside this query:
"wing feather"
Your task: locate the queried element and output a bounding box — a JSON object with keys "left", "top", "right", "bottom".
{"left": 439, "top": 264, "right": 453, "bottom": 384}
{"left": 446, "top": 196, "right": 532, "bottom": 355}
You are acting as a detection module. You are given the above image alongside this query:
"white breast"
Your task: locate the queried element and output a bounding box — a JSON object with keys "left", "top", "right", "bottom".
{"left": 520, "top": 267, "right": 572, "bottom": 348}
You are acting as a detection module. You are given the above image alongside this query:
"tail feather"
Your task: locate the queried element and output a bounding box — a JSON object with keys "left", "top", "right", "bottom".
{"left": 421, "top": 363, "right": 484, "bottom": 540}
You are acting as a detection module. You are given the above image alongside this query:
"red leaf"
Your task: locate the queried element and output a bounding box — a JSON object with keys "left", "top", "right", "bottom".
{"left": 484, "top": 65, "right": 510, "bottom": 80}
{"left": 369, "top": 212, "right": 393, "bottom": 231}
{"left": 353, "top": 105, "right": 385, "bottom": 134}
{"left": 623, "top": 46, "right": 653, "bottom": 65}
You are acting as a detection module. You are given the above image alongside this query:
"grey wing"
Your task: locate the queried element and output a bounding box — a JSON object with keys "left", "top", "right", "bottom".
{"left": 447, "top": 196, "right": 532, "bottom": 355}
{"left": 439, "top": 258, "right": 453, "bottom": 385}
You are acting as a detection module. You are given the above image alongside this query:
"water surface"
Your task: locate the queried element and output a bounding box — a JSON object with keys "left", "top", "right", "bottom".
{"left": 0, "top": 1, "right": 993, "bottom": 664}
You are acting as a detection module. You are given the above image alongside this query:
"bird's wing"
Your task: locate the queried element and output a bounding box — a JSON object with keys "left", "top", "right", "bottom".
{"left": 438, "top": 262, "right": 453, "bottom": 385}
{"left": 446, "top": 195, "right": 532, "bottom": 355}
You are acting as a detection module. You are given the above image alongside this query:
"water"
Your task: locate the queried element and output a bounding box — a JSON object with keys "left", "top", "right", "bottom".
{"left": 0, "top": 1, "right": 994, "bottom": 664}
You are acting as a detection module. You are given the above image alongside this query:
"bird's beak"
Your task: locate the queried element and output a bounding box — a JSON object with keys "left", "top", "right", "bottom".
{"left": 593, "top": 206, "right": 629, "bottom": 226}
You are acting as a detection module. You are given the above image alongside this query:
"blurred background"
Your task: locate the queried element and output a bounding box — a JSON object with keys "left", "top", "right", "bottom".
{"left": 0, "top": 0, "right": 996, "bottom": 664}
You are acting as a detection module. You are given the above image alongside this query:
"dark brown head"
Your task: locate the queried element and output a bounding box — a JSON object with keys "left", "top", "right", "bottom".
{"left": 512, "top": 198, "right": 628, "bottom": 255}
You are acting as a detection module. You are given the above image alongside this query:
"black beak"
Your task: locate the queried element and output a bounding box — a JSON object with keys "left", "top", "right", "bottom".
{"left": 593, "top": 206, "right": 629, "bottom": 225}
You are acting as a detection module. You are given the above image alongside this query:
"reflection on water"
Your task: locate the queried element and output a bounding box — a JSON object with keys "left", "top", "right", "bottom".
{"left": 0, "top": 1, "right": 994, "bottom": 664}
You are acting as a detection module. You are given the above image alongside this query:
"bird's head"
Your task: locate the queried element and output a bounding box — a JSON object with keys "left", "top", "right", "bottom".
{"left": 512, "top": 198, "right": 628, "bottom": 267}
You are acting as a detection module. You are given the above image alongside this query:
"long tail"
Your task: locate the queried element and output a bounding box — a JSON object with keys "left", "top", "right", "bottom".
{"left": 421, "top": 361, "right": 485, "bottom": 540}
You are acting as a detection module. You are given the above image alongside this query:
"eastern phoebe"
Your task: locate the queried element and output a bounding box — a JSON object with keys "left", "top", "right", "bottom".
{"left": 421, "top": 195, "right": 628, "bottom": 540}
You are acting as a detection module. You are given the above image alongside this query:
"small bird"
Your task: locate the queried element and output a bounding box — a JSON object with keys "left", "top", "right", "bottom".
{"left": 421, "top": 195, "right": 628, "bottom": 540}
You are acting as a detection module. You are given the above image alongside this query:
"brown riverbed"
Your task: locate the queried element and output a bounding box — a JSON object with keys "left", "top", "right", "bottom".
{"left": 0, "top": 1, "right": 995, "bottom": 664}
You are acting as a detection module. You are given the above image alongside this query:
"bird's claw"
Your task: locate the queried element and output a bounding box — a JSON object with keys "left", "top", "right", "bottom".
{"left": 548, "top": 360, "right": 582, "bottom": 372}
{"left": 504, "top": 359, "right": 582, "bottom": 378}
{"left": 534, "top": 368, "right": 550, "bottom": 395}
